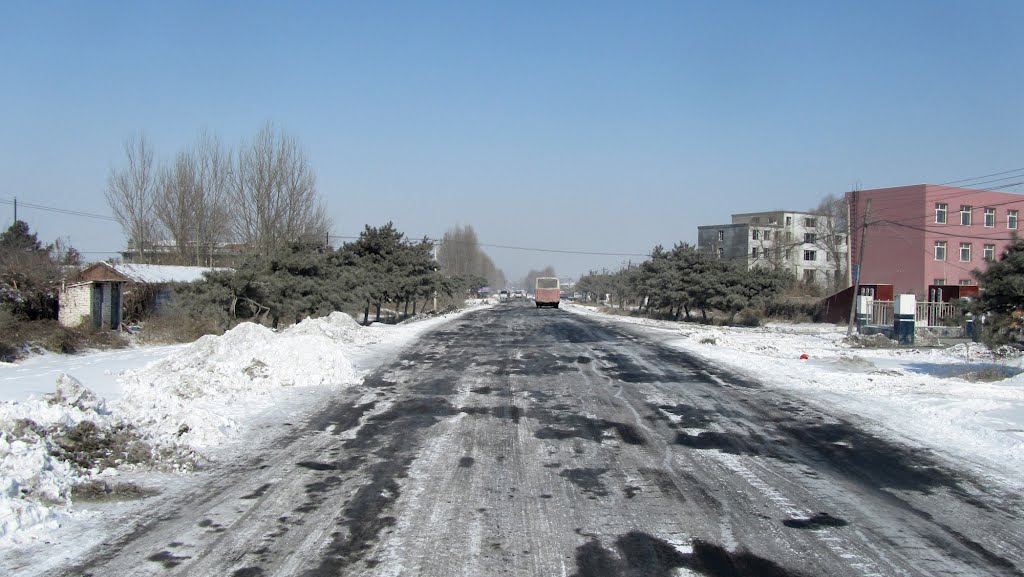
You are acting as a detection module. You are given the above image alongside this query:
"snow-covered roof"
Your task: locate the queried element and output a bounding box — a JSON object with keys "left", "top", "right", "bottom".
{"left": 111, "top": 263, "right": 230, "bottom": 284}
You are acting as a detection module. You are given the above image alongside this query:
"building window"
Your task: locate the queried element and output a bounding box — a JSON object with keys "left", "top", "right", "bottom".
{"left": 750, "top": 216, "right": 760, "bottom": 224}
{"left": 959, "top": 279, "right": 974, "bottom": 286}
{"left": 960, "top": 205, "right": 972, "bottom": 225}
{"left": 803, "top": 250, "right": 816, "bottom": 261}
{"left": 935, "top": 203, "right": 947, "bottom": 224}
{"left": 763, "top": 230, "right": 771, "bottom": 240}
{"left": 752, "top": 229, "right": 760, "bottom": 240}
{"left": 803, "top": 233, "right": 816, "bottom": 243}
{"left": 785, "top": 231, "right": 793, "bottom": 241}
{"left": 959, "top": 242, "right": 971, "bottom": 262}
{"left": 1009, "top": 210, "right": 1019, "bottom": 229}
{"left": 717, "top": 230, "right": 724, "bottom": 241}
{"left": 784, "top": 249, "right": 792, "bottom": 260}
{"left": 717, "top": 247, "right": 723, "bottom": 259}
{"left": 803, "top": 269, "right": 816, "bottom": 283}
{"left": 804, "top": 217, "right": 817, "bottom": 228}
{"left": 768, "top": 217, "right": 778, "bottom": 225}
{"left": 751, "top": 247, "right": 759, "bottom": 259}
{"left": 825, "top": 252, "right": 831, "bottom": 262}
{"left": 934, "top": 240, "right": 947, "bottom": 261}
{"left": 785, "top": 216, "right": 792, "bottom": 226}
{"left": 984, "top": 244, "right": 996, "bottom": 262}
{"left": 985, "top": 208, "right": 995, "bottom": 227}
{"left": 934, "top": 278, "right": 946, "bottom": 286}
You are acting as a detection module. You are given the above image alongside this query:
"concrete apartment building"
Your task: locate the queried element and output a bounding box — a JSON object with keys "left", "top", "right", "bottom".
{"left": 847, "top": 184, "right": 1024, "bottom": 297}
{"left": 697, "top": 210, "right": 847, "bottom": 287}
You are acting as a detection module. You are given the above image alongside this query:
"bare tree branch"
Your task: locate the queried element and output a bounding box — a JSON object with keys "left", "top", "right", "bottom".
{"left": 105, "top": 134, "right": 157, "bottom": 261}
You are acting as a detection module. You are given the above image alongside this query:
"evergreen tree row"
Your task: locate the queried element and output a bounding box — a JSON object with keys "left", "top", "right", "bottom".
{"left": 176, "top": 222, "right": 483, "bottom": 329}
{"left": 575, "top": 243, "right": 793, "bottom": 323}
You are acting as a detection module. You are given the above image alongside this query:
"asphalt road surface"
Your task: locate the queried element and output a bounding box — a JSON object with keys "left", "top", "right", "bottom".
{"left": 46, "top": 300, "right": 1024, "bottom": 576}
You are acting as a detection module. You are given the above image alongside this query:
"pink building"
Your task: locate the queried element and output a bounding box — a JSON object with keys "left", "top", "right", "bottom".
{"left": 846, "top": 184, "right": 1024, "bottom": 297}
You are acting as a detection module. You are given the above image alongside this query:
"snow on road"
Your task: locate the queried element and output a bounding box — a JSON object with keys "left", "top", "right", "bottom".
{"left": 0, "top": 304, "right": 491, "bottom": 548}
{"left": 565, "top": 303, "right": 1024, "bottom": 488}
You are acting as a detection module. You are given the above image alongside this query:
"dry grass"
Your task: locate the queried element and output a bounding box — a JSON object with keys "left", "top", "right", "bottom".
{"left": 0, "top": 316, "right": 130, "bottom": 360}
{"left": 952, "top": 365, "right": 1021, "bottom": 383}
{"left": 135, "top": 311, "right": 224, "bottom": 344}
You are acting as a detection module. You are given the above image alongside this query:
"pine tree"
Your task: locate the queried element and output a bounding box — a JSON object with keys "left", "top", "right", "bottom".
{"left": 974, "top": 237, "right": 1024, "bottom": 345}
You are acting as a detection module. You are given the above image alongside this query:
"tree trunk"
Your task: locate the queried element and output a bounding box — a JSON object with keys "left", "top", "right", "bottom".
{"left": 364, "top": 303, "right": 370, "bottom": 325}
{"left": 412, "top": 299, "right": 417, "bottom": 315}
{"left": 375, "top": 302, "right": 382, "bottom": 322}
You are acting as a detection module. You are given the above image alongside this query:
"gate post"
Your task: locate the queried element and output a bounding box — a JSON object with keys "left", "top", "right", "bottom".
{"left": 856, "top": 295, "right": 872, "bottom": 333}
{"left": 894, "top": 294, "right": 916, "bottom": 345}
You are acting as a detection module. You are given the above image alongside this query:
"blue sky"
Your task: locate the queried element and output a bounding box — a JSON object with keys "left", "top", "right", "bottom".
{"left": 2, "top": 1, "right": 1022, "bottom": 282}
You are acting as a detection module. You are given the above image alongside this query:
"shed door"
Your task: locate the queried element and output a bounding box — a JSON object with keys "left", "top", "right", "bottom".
{"left": 109, "top": 283, "right": 122, "bottom": 329}
{"left": 91, "top": 284, "right": 103, "bottom": 330}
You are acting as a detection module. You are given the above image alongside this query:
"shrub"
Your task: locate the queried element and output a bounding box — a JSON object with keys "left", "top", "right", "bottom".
{"left": 136, "top": 309, "right": 223, "bottom": 344}
{"left": 763, "top": 298, "right": 824, "bottom": 322}
{"left": 41, "top": 325, "right": 82, "bottom": 354}
{"left": 735, "top": 307, "right": 764, "bottom": 327}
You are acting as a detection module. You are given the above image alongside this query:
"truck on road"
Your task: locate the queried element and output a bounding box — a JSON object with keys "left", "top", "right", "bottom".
{"left": 534, "top": 277, "right": 560, "bottom": 308}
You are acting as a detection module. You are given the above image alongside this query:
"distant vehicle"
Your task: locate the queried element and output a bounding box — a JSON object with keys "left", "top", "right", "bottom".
{"left": 498, "top": 290, "right": 511, "bottom": 300}
{"left": 513, "top": 290, "right": 525, "bottom": 298}
{"left": 535, "top": 277, "right": 560, "bottom": 308}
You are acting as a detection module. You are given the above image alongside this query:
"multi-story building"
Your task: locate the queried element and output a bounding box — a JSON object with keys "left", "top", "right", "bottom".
{"left": 847, "top": 184, "right": 1024, "bottom": 297}
{"left": 697, "top": 210, "right": 847, "bottom": 287}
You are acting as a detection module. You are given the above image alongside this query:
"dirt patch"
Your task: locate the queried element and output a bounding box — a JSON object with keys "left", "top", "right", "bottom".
{"left": 782, "top": 512, "right": 849, "bottom": 529}
{"left": 571, "top": 532, "right": 809, "bottom": 577}
{"left": 71, "top": 479, "right": 157, "bottom": 502}
{"left": 560, "top": 468, "right": 610, "bottom": 498}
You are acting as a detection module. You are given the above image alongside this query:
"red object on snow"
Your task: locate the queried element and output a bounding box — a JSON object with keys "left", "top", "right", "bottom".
{"left": 799, "top": 354, "right": 809, "bottom": 360}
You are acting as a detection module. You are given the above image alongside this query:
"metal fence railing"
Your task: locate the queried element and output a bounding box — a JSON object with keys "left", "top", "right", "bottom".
{"left": 869, "top": 301, "right": 959, "bottom": 327}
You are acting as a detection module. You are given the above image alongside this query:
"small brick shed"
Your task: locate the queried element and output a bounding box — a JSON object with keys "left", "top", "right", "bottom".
{"left": 58, "top": 262, "right": 128, "bottom": 330}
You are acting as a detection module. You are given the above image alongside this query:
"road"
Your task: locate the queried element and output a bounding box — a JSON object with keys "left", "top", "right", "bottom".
{"left": 45, "top": 300, "right": 1024, "bottom": 576}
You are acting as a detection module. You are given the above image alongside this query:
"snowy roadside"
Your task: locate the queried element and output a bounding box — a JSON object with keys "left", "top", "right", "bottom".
{"left": 565, "top": 303, "right": 1024, "bottom": 488}
{"left": 0, "top": 301, "right": 492, "bottom": 547}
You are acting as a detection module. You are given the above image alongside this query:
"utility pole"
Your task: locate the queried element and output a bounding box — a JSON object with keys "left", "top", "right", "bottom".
{"left": 12, "top": 196, "right": 16, "bottom": 224}
{"left": 846, "top": 197, "right": 871, "bottom": 336}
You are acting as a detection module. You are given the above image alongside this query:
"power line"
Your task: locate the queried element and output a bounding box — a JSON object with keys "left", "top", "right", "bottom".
{"left": 0, "top": 199, "right": 118, "bottom": 222}
{"left": 874, "top": 219, "right": 1021, "bottom": 241}
{"left": 939, "top": 166, "right": 1024, "bottom": 186}
{"left": 328, "top": 233, "right": 651, "bottom": 257}
{"left": 867, "top": 182, "right": 1024, "bottom": 227}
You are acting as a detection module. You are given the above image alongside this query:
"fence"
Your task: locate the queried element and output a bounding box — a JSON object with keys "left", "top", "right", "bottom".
{"left": 869, "top": 300, "right": 960, "bottom": 327}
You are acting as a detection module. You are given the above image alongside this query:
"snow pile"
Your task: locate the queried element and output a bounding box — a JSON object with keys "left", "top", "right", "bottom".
{"left": 0, "top": 375, "right": 120, "bottom": 544}
{"left": 0, "top": 312, "right": 375, "bottom": 544}
{"left": 117, "top": 318, "right": 362, "bottom": 448}
{"left": 285, "top": 311, "right": 384, "bottom": 348}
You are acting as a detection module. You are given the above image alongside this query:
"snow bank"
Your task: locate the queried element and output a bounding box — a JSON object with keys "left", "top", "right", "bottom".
{"left": 0, "top": 312, "right": 374, "bottom": 545}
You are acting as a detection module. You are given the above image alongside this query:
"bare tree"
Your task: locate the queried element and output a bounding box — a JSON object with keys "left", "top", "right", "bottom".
{"left": 810, "top": 193, "right": 850, "bottom": 292}
{"left": 231, "top": 123, "right": 329, "bottom": 255}
{"left": 438, "top": 225, "right": 480, "bottom": 278}
{"left": 154, "top": 131, "right": 232, "bottom": 265}
{"left": 105, "top": 134, "right": 157, "bottom": 262}
{"left": 523, "top": 266, "right": 556, "bottom": 292}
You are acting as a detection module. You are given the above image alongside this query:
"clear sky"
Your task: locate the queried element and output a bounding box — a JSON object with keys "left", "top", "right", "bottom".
{"left": 2, "top": 1, "right": 1022, "bottom": 283}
